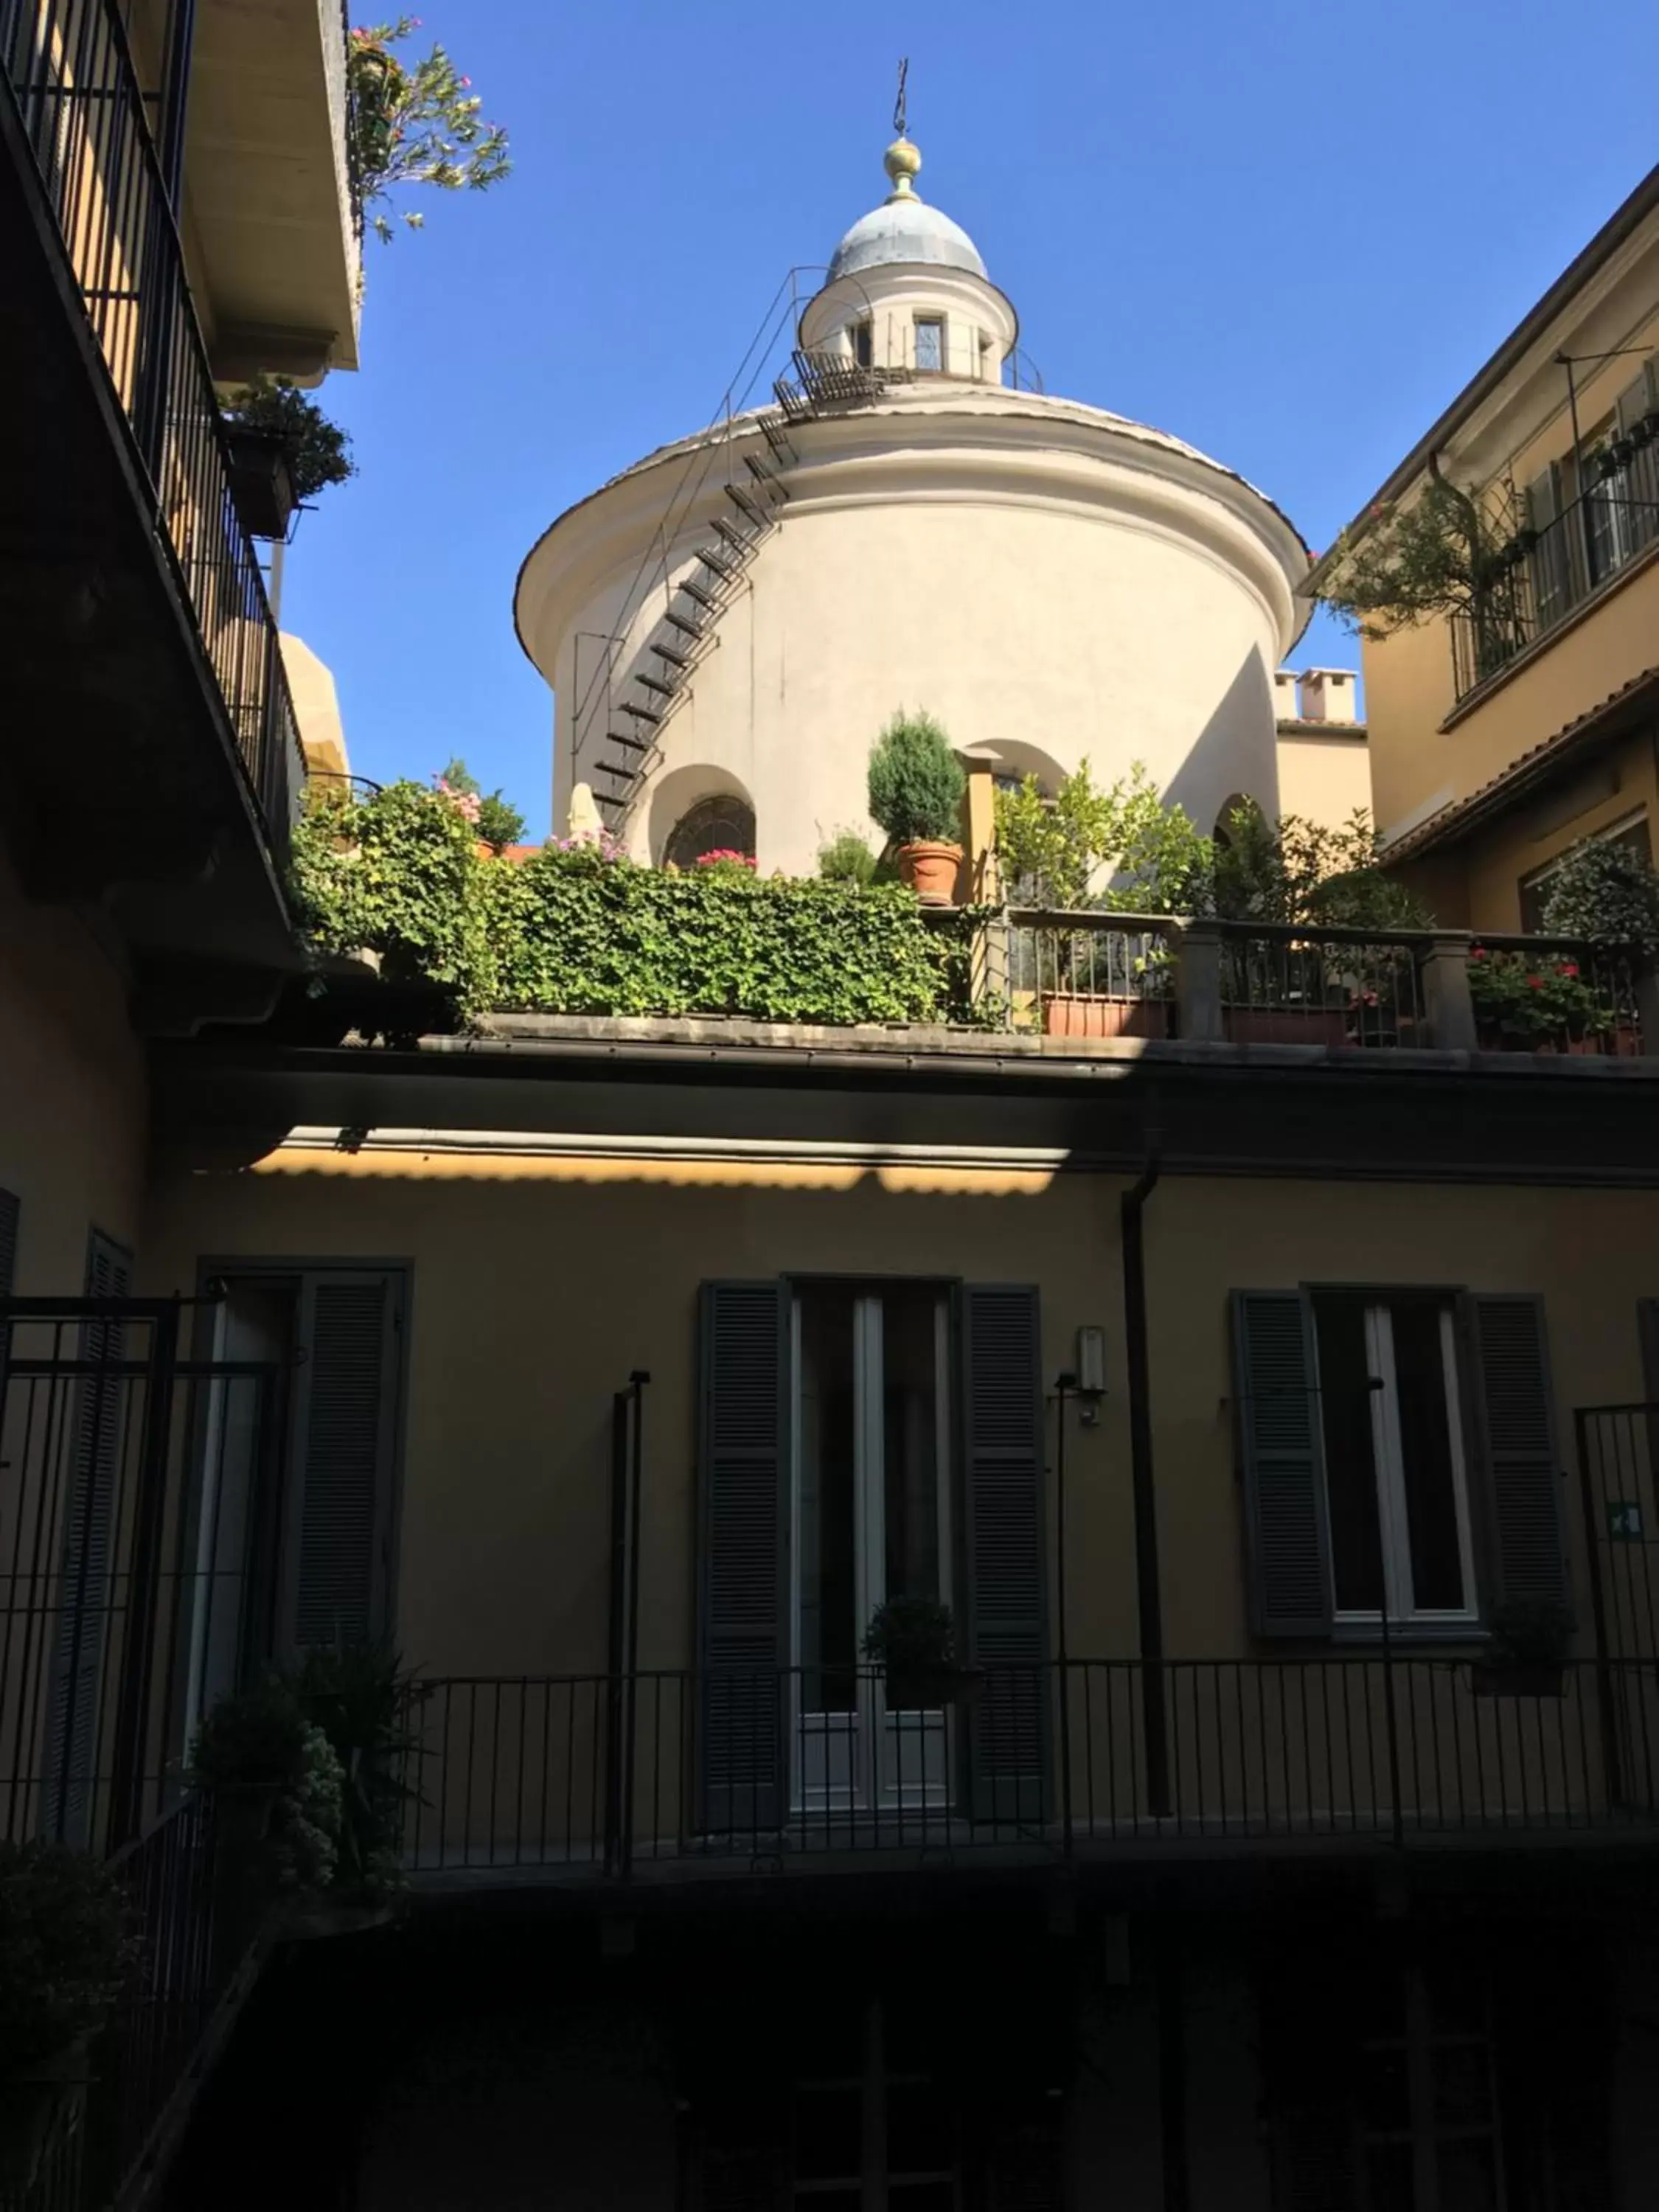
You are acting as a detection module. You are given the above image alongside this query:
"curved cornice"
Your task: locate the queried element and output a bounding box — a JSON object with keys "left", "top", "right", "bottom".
{"left": 515, "top": 389, "right": 1315, "bottom": 672}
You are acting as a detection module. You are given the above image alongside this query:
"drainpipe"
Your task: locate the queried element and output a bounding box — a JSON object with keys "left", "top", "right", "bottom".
{"left": 1121, "top": 1140, "right": 1169, "bottom": 1818}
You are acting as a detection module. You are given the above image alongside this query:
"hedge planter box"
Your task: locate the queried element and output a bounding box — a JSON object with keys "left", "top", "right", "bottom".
{"left": 225, "top": 427, "right": 297, "bottom": 541}
{"left": 1479, "top": 1024, "right": 1641, "bottom": 1058}
{"left": 1043, "top": 993, "right": 1172, "bottom": 1040}
{"left": 1223, "top": 1006, "right": 1349, "bottom": 1047}
{"left": 1470, "top": 1662, "right": 1567, "bottom": 1698}
{"left": 883, "top": 1665, "right": 984, "bottom": 1714}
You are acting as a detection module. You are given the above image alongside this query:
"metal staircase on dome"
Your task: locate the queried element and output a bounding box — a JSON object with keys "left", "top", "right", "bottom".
{"left": 589, "top": 349, "right": 893, "bottom": 829}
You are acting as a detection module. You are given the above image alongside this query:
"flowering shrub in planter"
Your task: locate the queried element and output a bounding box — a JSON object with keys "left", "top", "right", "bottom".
{"left": 1467, "top": 948, "right": 1614, "bottom": 1045}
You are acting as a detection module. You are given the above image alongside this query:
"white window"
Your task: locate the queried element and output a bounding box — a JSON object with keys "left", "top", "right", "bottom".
{"left": 792, "top": 1281, "right": 952, "bottom": 1813}
{"left": 1312, "top": 1294, "right": 1478, "bottom": 1626}
{"left": 1356, "top": 1959, "right": 1505, "bottom": 2210}
{"left": 913, "top": 317, "right": 945, "bottom": 374}
{"left": 1517, "top": 810, "right": 1650, "bottom": 932}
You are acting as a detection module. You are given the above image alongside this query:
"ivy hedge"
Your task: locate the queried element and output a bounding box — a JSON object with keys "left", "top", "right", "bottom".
{"left": 291, "top": 782, "right": 973, "bottom": 1026}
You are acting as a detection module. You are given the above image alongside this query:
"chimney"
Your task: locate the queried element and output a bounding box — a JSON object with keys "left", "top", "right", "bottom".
{"left": 1273, "top": 668, "right": 1301, "bottom": 723}
{"left": 1298, "top": 669, "right": 1358, "bottom": 726}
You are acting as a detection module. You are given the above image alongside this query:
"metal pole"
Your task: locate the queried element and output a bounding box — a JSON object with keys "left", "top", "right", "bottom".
{"left": 1574, "top": 1408, "right": 1623, "bottom": 1810}
{"left": 621, "top": 1370, "right": 649, "bottom": 1876}
{"left": 1559, "top": 350, "right": 1595, "bottom": 594}
{"left": 1122, "top": 1155, "right": 1170, "bottom": 1816}
{"left": 111, "top": 1299, "right": 181, "bottom": 1848}
{"left": 604, "top": 1391, "right": 627, "bottom": 1874}
{"left": 1054, "top": 1374, "right": 1074, "bottom": 1857}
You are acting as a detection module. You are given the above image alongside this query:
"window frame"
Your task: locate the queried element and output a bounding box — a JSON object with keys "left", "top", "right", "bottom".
{"left": 912, "top": 314, "right": 945, "bottom": 375}
{"left": 849, "top": 318, "right": 874, "bottom": 369}
{"left": 1309, "top": 1284, "right": 1483, "bottom": 1635}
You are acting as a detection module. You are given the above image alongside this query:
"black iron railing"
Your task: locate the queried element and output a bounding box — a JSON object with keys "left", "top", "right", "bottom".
{"left": 1217, "top": 922, "right": 1429, "bottom": 1048}
{"left": 978, "top": 911, "right": 1175, "bottom": 1040}
{"left": 1, "top": 0, "right": 306, "bottom": 858}
{"left": 1451, "top": 437, "right": 1659, "bottom": 699}
{"left": 398, "top": 1657, "right": 1658, "bottom": 1877}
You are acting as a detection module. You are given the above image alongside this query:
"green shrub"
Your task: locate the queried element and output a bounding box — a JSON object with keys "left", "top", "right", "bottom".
{"left": 1540, "top": 837, "right": 1659, "bottom": 956}
{"left": 818, "top": 830, "right": 877, "bottom": 886}
{"left": 291, "top": 787, "right": 974, "bottom": 1026}
{"left": 866, "top": 711, "right": 965, "bottom": 845}
{"left": 0, "top": 1843, "right": 128, "bottom": 2073}
{"left": 220, "top": 376, "right": 355, "bottom": 502}
{"left": 296, "top": 1644, "right": 425, "bottom": 1900}
{"left": 191, "top": 1683, "right": 342, "bottom": 1892}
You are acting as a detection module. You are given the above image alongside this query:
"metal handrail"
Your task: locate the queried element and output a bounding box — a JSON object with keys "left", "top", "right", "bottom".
{"left": 1, "top": 0, "right": 307, "bottom": 863}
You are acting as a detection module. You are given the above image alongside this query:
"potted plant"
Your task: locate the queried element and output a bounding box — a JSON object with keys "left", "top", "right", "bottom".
{"left": 867, "top": 710, "right": 966, "bottom": 904}
{"left": 191, "top": 1680, "right": 344, "bottom": 1896}
{"left": 0, "top": 1842, "right": 128, "bottom": 2194}
{"left": 295, "top": 1642, "right": 428, "bottom": 1908}
{"left": 219, "top": 376, "right": 356, "bottom": 540}
{"left": 862, "top": 1596, "right": 983, "bottom": 1712}
{"left": 1471, "top": 1600, "right": 1573, "bottom": 1698}
{"left": 1467, "top": 947, "right": 1617, "bottom": 1053}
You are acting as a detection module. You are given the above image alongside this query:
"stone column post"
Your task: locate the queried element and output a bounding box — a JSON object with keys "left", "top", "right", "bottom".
{"left": 1420, "top": 932, "right": 1476, "bottom": 1051}
{"left": 1172, "top": 922, "right": 1224, "bottom": 1043}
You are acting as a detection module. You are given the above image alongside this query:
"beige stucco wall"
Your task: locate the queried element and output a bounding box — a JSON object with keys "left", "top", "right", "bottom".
{"left": 280, "top": 632, "right": 350, "bottom": 782}
{"left": 524, "top": 394, "right": 1309, "bottom": 874}
{"left": 0, "top": 849, "right": 148, "bottom": 1293}
{"left": 1273, "top": 726, "right": 1372, "bottom": 830}
{"left": 138, "top": 1149, "right": 1659, "bottom": 1681}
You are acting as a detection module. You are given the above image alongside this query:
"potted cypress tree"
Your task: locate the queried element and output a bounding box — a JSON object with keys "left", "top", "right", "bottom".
{"left": 866, "top": 710, "right": 966, "bottom": 903}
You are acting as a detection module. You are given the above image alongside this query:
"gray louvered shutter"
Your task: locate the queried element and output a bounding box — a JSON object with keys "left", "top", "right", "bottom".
{"left": 0, "top": 1187, "right": 18, "bottom": 1298}
{"left": 291, "top": 1273, "right": 400, "bottom": 1649}
{"left": 1231, "top": 1292, "right": 1333, "bottom": 1638}
{"left": 44, "top": 1230, "right": 133, "bottom": 1843}
{"left": 956, "top": 1284, "right": 1048, "bottom": 1824}
{"left": 1463, "top": 1294, "right": 1569, "bottom": 1615}
{"left": 1617, "top": 372, "right": 1650, "bottom": 435}
{"left": 697, "top": 1281, "right": 787, "bottom": 1833}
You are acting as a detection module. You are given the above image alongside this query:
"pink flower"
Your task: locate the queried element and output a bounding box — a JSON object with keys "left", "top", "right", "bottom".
{"left": 696, "top": 849, "right": 756, "bottom": 869}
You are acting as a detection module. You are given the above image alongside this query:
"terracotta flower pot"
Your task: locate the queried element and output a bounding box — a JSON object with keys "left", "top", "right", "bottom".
{"left": 1043, "top": 994, "right": 1171, "bottom": 1040}
{"left": 1222, "top": 1006, "right": 1349, "bottom": 1048}
{"left": 895, "top": 841, "right": 962, "bottom": 905}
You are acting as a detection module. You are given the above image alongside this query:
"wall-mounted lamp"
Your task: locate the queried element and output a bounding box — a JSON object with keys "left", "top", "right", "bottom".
{"left": 1076, "top": 1326, "right": 1107, "bottom": 1398}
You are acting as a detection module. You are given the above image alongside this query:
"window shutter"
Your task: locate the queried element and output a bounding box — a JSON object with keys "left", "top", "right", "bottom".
{"left": 1525, "top": 463, "right": 1559, "bottom": 532}
{"left": 1462, "top": 1293, "right": 1568, "bottom": 1615}
{"left": 696, "top": 1281, "right": 787, "bottom": 1833}
{"left": 956, "top": 1283, "right": 1048, "bottom": 1823}
{"left": 1616, "top": 372, "right": 1650, "bottom": 436}
{"left": 290, "top": 1273, "right": 400, "bottom": 1649}
{"left": 0, "top": 1187, "right": 18, "bottom": 1298}
{"left": 44, "top": 1230, "right": 133, "bottom": 1843}
{"left": 1230, "top": 1292, "right": 1333, "bottom": 1638}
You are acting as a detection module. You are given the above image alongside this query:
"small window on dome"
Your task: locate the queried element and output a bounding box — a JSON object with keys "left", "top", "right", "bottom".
{"left": 914, "top": 316, "right": 944, "bottom": 374}
{"left": 851, "top": 320, "right": 873, "bottom": 369}
{"left": 978, "top": 330, "right": 992, "bottom": 380}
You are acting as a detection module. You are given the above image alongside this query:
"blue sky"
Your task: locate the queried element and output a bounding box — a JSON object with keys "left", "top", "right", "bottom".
{"left": 283, "top": 0, "right": 1659, "bottom": 839}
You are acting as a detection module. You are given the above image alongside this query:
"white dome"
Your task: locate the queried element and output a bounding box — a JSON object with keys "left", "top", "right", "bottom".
{"left": 827, "top": 194, "right": 987, "bottom": 282}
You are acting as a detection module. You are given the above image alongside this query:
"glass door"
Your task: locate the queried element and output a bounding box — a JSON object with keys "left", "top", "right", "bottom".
{"left": 792, "top": 1284, "right": 953, "bottom": 1816}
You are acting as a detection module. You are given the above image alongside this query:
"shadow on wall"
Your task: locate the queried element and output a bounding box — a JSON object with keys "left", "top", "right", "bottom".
{"left": 1158, "top": 647, "right": 1279, "bottom": 832}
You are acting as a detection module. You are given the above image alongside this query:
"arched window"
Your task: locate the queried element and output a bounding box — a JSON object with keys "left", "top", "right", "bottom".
{"left": 664, "top": 794, "right": 757, "bottom": 871}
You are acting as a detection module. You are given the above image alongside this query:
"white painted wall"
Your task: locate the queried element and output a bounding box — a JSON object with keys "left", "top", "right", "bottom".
{"left": 520, "top": 389, "right": 1310, "bottom": 872}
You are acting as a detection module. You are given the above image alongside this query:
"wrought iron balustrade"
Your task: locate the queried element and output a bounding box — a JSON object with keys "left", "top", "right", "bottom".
{"left": 397, "top": 1656, "right": 1658, "bottom": 1879}
{"left": 1, "top": 0, "right": 307, "bottom": 858}
{"left": 1452, "top": 437, "right": 1659, "bottom": 698}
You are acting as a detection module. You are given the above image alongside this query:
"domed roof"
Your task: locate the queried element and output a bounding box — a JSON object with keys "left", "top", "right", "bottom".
{"left": 827, "top": 136, "right": 988, "bottom": 283}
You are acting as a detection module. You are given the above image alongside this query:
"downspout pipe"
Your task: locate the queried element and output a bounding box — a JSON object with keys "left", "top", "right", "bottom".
{"left": 1121, "top": 1150, "right": 1169, "bottom": 1816}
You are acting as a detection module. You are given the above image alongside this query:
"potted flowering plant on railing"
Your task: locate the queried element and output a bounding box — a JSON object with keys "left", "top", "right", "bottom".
{"left": 1467, "top": 948, "right": 1615, "bottom": 1052}
{"left": 1471, "top": 1600, "right": 1573, "bottom": 1698}
{"left": 220, "top": 376, "right": 356, "bottom": 540}
{"left": 862, "top": 1597, "right": 983, "bottom": 1712}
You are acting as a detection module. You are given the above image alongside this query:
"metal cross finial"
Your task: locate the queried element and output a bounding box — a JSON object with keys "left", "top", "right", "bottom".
{"left": 894, "top": 56, "right": 908, "bottom": 139}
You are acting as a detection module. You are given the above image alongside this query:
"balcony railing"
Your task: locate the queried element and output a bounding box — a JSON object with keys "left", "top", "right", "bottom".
{"left": 1451, "top": 436, "right": 1659, "bottom": 699}
{"left": 963, "top": 911, "right": 1652, "bottom": 1055}
{"left": 1, "top": 0, "right": 305, "bottom": 858}
{"left": 397, "top": 1658, "right": 1659, "bottom": 1879}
